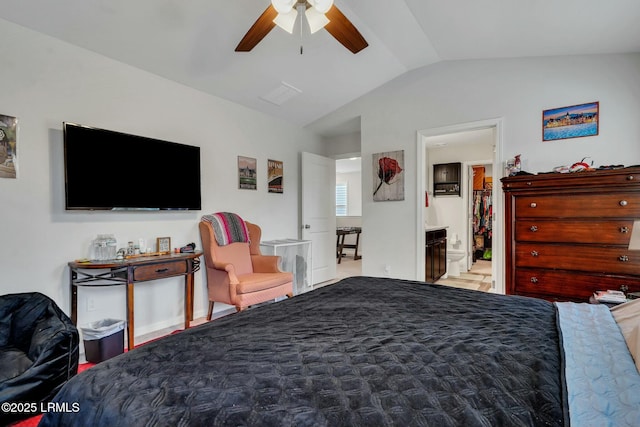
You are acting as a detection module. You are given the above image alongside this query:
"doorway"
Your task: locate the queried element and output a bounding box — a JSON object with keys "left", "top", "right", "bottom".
{"left": 416, "top": 118, "right": 504, "bottom": 294}
{"left": 335, "top": 156, "right": 362, "bottom": 280}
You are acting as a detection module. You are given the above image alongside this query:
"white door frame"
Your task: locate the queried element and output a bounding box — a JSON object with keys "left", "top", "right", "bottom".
{"left": 416, "top": 118, "right": 504, "bottom": 293}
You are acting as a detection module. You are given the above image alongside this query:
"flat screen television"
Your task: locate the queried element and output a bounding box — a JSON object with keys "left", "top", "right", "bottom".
{"left": 63, "top": 122, "right": 201, "bottom": 211}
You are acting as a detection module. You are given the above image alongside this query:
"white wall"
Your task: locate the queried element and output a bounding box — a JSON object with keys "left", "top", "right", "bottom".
{"left": 309, "top": 54, "right": 640, "bottom": 280}
{"left": 325, "top": 132, "right": 362, "bottom": 158}
{"left": 0, "top": 19, "right": 324, "bottom": 338}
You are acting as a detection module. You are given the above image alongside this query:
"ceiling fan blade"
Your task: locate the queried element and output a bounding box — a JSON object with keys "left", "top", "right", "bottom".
{"left": 324, "top": 5, "right": 368, "bottom": 54}
{"left": 235, "top": 5, "right": 278, "bottom": 52}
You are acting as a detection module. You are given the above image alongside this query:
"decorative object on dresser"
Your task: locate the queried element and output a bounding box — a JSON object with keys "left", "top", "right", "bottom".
{"left": 502, "top": 167, "right": 640, "bottom": 302}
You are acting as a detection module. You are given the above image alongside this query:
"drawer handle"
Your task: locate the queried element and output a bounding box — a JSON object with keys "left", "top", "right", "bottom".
{"left": 530, "top": 225, "right": 538, "bottom": 232}
{"left": 620, "top": 200, "right": 628, "bottom": 207}
{"left": 619, "top": 255, "right": 629, "bottom": 262}
{"left": 620, "top": 226, "right": 630, "bottom": 233}
{"left": 531, "top": 250, "right": 539, "bottom": 257}
{"left": 530, "top": 277, "right": 538, "bottom": 284}
{"left": 628, "top": 175, "right": 635, "bottom": 181}
{"left": 530, "top": 202, "right": 537, "bottom": 208}
{"left": 155, "top": 268, "right": 169, "bottom": 273}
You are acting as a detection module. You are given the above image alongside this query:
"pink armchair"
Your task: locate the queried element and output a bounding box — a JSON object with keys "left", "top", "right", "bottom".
{"left": 199, "top": 220, "right": 293, "bottom": 319}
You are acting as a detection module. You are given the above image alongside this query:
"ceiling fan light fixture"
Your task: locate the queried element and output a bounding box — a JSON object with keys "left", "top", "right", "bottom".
{"left": 273, "top": 8, "right": 298, "bottom": 34}
{"left": 271, "top": 0, "right": 296, "bottom": 14}
{"left": 305, "top": 7, "right": 330, "bottom": 34}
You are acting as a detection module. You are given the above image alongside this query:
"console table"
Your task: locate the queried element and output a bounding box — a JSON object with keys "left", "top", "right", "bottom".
{"left": 69, "top": 252, "right": 202, "bottom": 350}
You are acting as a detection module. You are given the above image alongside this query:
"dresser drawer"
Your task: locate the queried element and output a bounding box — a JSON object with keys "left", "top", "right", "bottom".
{"left": 514, "top": 219, "right": 633, "bottom": 244}
{"left": 515, "top": 193, "right": 640, "bottom": 218}
{"left": 514, "top": 268, "right": 640, "bottom": 301}
{"left": 515, "top": 243, "right": 640, "bottom": 275}
{"left": 133, "top": 261, "right": 187, "bottom": 281}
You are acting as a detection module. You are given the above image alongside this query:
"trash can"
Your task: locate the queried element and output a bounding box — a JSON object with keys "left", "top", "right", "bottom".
{"left": 80, "top": 319, "right": 125, "bottom": 363}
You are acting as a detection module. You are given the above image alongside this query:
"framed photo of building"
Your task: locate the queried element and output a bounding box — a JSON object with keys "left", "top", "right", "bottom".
{"left": 267, "top": 159, "right": 283, "bottom": 194}
{"left": 542, "top": 101, "right": 599, "bottom": 141}
{"left": 0, "top": 114, "right": 18, "bottom": 179}
{"left": 238, "top": 156, "right": 257, "bottom": 190}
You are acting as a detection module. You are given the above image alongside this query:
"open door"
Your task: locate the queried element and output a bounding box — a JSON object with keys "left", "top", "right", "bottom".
{"left": 302, "top": 152, "right": 336, "bottom": 285}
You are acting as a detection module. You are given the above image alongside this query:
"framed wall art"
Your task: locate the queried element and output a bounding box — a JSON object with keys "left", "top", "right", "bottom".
{"left": 542, "top": 101, "right": 599, "bottom": 141}
{"left": 267, "top": 159, "right": 283, "bottom": 194}
{"left": 238, "top": 156, "right": 257, "bottom": 190}
{"left": 373, "top": 150, "right": 404, "bottom": 202}
{"left": 0, "top": 114, "right": 18, "bottom": 179}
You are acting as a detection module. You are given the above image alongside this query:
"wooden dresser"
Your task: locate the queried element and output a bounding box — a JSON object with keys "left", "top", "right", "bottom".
{"left": 502, "top": 167, "right": 640, "bottom": 302}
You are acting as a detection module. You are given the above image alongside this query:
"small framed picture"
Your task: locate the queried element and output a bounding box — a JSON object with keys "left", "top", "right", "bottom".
{"left": 157, "top": 237, "right": 171, "bottom": 254}
{"left": 238, "top": 155, "right": 257, "bottom": 190}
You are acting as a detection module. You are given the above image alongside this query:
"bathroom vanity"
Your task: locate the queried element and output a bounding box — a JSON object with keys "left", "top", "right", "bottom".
{"left": 425, "top": 227, "right": 447, "bottom": 282}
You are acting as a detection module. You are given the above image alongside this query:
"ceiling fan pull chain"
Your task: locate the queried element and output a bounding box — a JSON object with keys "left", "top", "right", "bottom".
{"left": 300, "top": 5, "right": 304, "bottom": 55}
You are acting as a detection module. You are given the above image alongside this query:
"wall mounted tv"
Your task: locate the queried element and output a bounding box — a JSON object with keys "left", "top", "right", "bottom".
{"left": 63, "top": 122, "right": 201, "bottom": 211}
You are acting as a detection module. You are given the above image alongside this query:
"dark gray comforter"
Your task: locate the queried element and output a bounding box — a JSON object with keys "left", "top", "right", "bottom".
{"left": 39, "top": 277, "right": 565, "bottom": 426}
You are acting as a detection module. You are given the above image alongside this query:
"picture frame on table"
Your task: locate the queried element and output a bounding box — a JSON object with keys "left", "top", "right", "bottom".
{"left": 157, "top": 237, "right": 171, "bottom": 254}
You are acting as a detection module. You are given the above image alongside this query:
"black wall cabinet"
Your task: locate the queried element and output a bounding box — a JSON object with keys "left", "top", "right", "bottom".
{"left": 433, "top": 162, "right": 461, "bottom": 196}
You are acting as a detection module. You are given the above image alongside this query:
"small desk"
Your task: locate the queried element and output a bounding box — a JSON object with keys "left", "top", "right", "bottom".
{"left": 336, "top": 227, "right": 362, "bottom": 264}
{"left": 69, "top": 252, "right": 202, "bottom": 350}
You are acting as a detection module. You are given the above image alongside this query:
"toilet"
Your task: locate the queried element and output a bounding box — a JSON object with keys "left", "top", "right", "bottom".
{"left": 446, "top": 234, "right": 465, "bottom": 277}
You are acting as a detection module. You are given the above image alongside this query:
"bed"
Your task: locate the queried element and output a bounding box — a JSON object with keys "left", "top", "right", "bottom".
{"left": 39, "top": 276, "right": 640, "bottom": 426}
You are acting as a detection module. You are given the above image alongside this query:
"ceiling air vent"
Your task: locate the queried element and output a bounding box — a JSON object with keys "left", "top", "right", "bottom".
{"left": 260, "top": 82, "right": 302, "bottom": 106}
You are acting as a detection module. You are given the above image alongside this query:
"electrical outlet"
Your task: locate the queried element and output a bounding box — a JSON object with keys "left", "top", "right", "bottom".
{"left": 87, "top": 297, "right": 96, "bottom": 312}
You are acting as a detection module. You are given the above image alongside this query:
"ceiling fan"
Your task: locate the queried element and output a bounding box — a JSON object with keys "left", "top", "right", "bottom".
{"left": 235, "top": 0, "right": 368, "bottom": 54}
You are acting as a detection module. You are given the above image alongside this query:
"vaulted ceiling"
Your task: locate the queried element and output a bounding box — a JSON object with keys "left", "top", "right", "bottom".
{"left": 1, "top": 0, "right": 638, "bottom": 136}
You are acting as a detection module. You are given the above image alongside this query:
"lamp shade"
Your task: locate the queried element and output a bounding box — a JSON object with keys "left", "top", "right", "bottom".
{"left": 273, "top": 8, "right": 298, "bottom": 33}
{"left": 271, "top": 0, "right": 296, "bottom": 14}
{"left": 305, "top": 7, "right": 330, "bottom": 33}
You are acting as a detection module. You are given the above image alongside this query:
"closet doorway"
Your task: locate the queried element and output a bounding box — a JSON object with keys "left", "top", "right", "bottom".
{"left": 470, "top": 164, "right": 493, "bottom": 272}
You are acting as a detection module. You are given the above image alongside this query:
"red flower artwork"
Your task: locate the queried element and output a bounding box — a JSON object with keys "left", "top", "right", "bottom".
{"left": 374, "top": 156, "right": 403, "bottom": 196}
